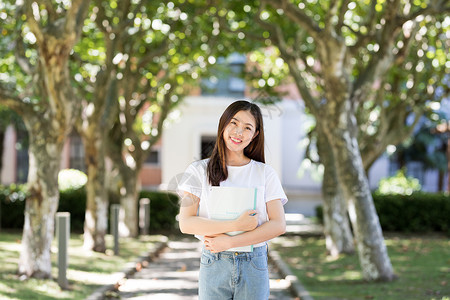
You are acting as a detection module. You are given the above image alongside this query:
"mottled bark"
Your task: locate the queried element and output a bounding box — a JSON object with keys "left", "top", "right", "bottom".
{"left": 18, "top": 115, "right": 63, "bottom": 278}
{"left": 254, "top": 0, "right": 447, "bottom": 282}
{"left": 106, "top": 87, "right": 173, "bottom": 238}
{"left": 106, "top": 125, "right": 142, "bottom": 238}
{"left": 119, "top": 169, "right": 139, "bottom": 237}
{"left": 14, "top": 0, "right": 90, "bottom": 278}
{"left": 77, "top": 71, "right": 116, "bottom": 252}
{"left": 324, "top": 105, "right": 395, "bottom": 281}
{"left": 317, "top": 127, "right": 354, "bottom": 257}
{"left": 81, "top": 131, "right": 108, "bottom": 252}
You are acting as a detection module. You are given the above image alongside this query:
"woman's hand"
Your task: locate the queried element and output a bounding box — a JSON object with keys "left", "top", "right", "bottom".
{"left": 234, "top": 210, "right": 258, "bottom": 232}
{"left": 204, "top": 234, "right": 232, "bottom": 253}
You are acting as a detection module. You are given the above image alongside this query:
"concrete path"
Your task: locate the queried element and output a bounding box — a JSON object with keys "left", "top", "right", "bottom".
{"left": 116, "top": 237, "right": 294, "bottom": 299}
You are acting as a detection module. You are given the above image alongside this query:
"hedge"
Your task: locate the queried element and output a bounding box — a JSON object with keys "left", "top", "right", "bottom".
{"left": 139, "top": 190, "right": 179, "bottom": 231}
{"left": 315, "top": 192, "right": 450, "bottom": 234}
{"left": 372, "top": 192, "right": 450, "bottom": 233}
{"left": 0, "top": 184, "right": 180, "bottom": 232}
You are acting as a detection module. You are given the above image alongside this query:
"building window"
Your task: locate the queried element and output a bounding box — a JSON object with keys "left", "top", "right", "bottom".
{"left": 201, "top": 53, "right": 246, "bottom": 97}
{"left": 145, "top": 148, "right": 160, "bottom": 166}
{"left": 69, "top": 132, "right": 86, "bottom": 172}
{"left": 201, "top": 136, "right": 216, "bottom": 159}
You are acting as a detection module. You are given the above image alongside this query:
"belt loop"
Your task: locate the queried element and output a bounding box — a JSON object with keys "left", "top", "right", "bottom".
{"left": 246, "top": 252, "right": 250, "bottom": 261}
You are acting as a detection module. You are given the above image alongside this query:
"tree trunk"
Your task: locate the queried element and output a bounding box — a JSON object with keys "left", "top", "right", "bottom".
{"left": 325, "top": 106, "right": 395, "bottom": 281}
{"left": 317, "top": 125, "right": 354, "bottom": 257}
{"left": 18, "top": 117, "right": 63, "bottom": 278}
{"left": 119, "top": 168, "right": 139, "bottom": 237}
{"left": 82, "top": 131, "right": 108, "bottom": 252}
{"left": 321, "top": 165, "right": 355, "bottom": 257}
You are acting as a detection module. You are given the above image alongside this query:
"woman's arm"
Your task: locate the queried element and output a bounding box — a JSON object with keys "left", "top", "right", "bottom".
{"left": 178, "top": 191, "right": 258, "bottom": 236}
{"left": 204, "top": 199, "right": 286, "bottom": 253}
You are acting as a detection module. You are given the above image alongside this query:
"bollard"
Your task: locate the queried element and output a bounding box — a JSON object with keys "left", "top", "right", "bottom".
{"left": 56, "top": 212, "right": 70, "bottom": 289}
{"left": 139, "top": 198, "right": 151, "bottom": 235}
{"left": 110, "top": 204, "right": 120, "bottom": 255}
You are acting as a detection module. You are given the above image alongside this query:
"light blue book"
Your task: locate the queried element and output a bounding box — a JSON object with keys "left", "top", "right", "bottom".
{"left": 208, "top": 186, "right": 257, "bottom": 252}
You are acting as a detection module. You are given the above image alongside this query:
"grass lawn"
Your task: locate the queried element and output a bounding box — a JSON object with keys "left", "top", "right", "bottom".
{"left": 272, "top": 233, "right": 450, "bottom": 300}
{"left": 0, "top": 230, "right": 167, "bottom": 300}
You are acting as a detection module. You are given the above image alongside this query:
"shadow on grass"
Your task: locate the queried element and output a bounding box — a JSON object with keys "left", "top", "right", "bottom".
{"left": 271, "top": 234, "right": 450, "bottom": 300}
{"left": 0, "top": 230, "right": 167, "bottom": 300}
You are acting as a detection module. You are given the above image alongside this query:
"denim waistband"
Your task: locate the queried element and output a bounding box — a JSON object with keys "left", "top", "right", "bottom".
{"left": 202, "top": 244, "right": 267, "bottom": 261}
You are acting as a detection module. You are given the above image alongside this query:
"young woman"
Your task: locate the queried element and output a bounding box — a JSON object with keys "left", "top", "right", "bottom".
{"left": 177, "top": 100, "right": 287, "bottom": 299}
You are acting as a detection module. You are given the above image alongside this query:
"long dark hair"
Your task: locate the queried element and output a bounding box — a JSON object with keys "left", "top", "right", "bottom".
{"left": 207, "top": 100, "right": 265, "bottom": 186}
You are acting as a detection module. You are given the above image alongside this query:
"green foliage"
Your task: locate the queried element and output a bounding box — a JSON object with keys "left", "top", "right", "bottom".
{"left": 58, "top": 168, "right": 88, "bottom": 192}
{"left": 0, "top": 184, "right": 179, "bottom": 232}
{"left": 0, "top": 184, "right": 28, "bottom": 228}
{"left": 373, "top": 192, "right": 450, "bottom": 233}
{"left": 139, "top": 190, "right": 179, "bottom": 231}
{"left": 377, "top": 169, "right": 422, "bottom": 195}
{"left": 0, "top": 0, "right": 37, "bottom": 96}
{"left": 394, "top": 121, "right": 449, "bottom": 173}
{"left": 0, "top": 184, "right": 87, "bottom": 231}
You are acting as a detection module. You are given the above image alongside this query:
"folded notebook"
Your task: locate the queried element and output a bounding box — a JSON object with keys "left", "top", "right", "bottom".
{"left": 207, "top": 186, "right": 257, "bottom": 252}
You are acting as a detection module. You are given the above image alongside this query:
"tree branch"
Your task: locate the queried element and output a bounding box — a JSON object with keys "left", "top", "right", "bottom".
{"left": 324, "top": 0, "right": 340, "bottom": 33}
{"left": 400, "top": 0, "right": 449, "bottom": 23}
{"left": 336, "top": 0, "right": 350, "bottom": 35}
{"left": 64, "top": 0, "right": 90, "bottom": 38}
{"left": 94, "top": 0, "right": 111, "bottom": 35}
{"left": 284, "top": 58, "right": 320, "bottom": 116}
{"left": 137, "top": 40, "right": 170, "bottom": 70}
{"left": 263, "top": 0, "right": 321, "bottom": 39}
{"left": 0, "top": 88, "right": 32, "bottom": 116}
{"left": 14, "top": 38, "right": 34, "bottom": 75}
{"left": 351, "top": 0, "right": 404, "bottom": 103}
{"left": 41, "top": 0, "right": 58, "bottom": 22}
{"left": 349, "top": 1, "right": 387, "bottom": 56}
{"left": 24, "top": 0, "right": 44, "bottom": 43}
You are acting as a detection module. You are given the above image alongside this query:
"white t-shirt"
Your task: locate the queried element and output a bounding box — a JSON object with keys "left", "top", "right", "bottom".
{"left": 177, "top": 159, "right": 288, "bottom": 247}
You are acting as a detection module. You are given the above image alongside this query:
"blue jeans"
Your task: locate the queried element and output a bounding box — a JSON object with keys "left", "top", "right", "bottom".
{"left": 199, "top": 245, "right": 270, "bottom": 300}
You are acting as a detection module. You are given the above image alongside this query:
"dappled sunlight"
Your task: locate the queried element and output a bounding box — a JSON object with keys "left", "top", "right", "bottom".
{"left": 316, "top": 270, "right": 362, "bottom": 282}
{"left": 272, "top": 234, "right": 450, "bottom": 299}
{"left": 0, "top": 281, "right": 16, "bottom": 295}
{"left": 272, "top": 235, "right": 303, "bottom": 247}
{"left": 162, "top": 251, "right": 199, "bottom": 260}
{"left": 0, "top": 241, "right": 21, "bottom": 252}
{"left": 67, "top": 269, "right": 123, "bottom": 285}
{"left": 269, "top": 278, "right": 290, "bottom": 289}
{"left": 0, "top": 232, "right": 168, "bottom": 299}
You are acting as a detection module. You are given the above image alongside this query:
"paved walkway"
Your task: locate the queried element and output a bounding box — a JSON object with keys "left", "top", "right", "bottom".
{"left": 115, "top": 237, "right": 294, "bottom": 300}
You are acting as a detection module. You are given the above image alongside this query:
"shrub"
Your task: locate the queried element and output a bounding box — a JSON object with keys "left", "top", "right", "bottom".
{"left": 139, "top": 190, "right": 179, "bottom": 231}
{"left": 1, "top": 183, "right": 179, "bottom": 233}
{"left": 0, "top": 184, "right": 86, "bottom": 231}
{"left": 373, "top": 192, "right": 450, "bottom": 233}
{"left": 315, "top": 192, "right": 450, "bottom": 234}
{"left": 0, "top": 184, "right": 27, "bottom": 229}
{"left": 376, "top": 169, "right": 421, "bottom": 195}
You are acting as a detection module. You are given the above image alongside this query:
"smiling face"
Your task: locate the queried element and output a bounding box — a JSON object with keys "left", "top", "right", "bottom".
{"left": 222, "top": 110, "right": 258, "bottom": 156}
